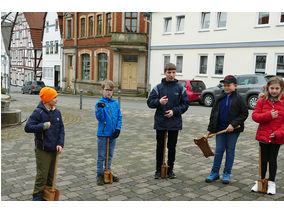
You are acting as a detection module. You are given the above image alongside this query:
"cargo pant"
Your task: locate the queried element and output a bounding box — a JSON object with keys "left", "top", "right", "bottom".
{"left": 33, "top": 147, "right": 56, "bottom": 198}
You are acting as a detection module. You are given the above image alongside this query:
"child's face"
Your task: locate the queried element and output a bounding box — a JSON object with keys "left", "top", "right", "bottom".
{"left": 223, "top": 83, "right": 237, "bottom": 94}
{"left": 164, "top": 69, "right": 176, "bottom": 81}
{"left": 268, "top": 83, "right": 282, "bottom": 98}
{"left": 49, "top": 97, "right": 58, "bottom": 106}
{"left": 102, "top": 85, "right": 113, "bottom": 98}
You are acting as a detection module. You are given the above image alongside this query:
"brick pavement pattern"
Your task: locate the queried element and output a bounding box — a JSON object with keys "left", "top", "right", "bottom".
{"left": 1, "top": 94, "right": 284, "bottom": 201}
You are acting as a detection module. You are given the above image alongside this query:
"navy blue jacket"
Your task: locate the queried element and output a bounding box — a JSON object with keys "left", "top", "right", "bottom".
{"left": 147, "top": 78, "right": 190, "bottom": 130}
{"left": 25, "top": 101, "right": 65, "bottom": 152}
{"left": 95, "top": 96, "right": 122, "bottom": 137}
{"left": 207, "top": 90, "right": 248, "bottom": 133}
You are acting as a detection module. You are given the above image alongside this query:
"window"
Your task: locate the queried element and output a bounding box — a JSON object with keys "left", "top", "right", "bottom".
{"left": 255, "top": 55, "right": 266, "bottom": 74}
{"left": 279, "top": 12, "right": 284, "bottom": 24}
{"left": 43, "top": 67, "right": 53, "bottom": 79}
{"left": 88, "top": 16, "right": 94, "bottom": 36}
{"left": 258, "top": 12, "right": 269, "bottom": 25}
{"left": 106, "top": 13, "right": 112, "bottom": 34}
{"left": 97, "top": 14, "right": 102, "bottom": 35}
{"left": 81, "top": 54, "right": 90, "bottom": 80}
{"left": 201, "top": 12, "right": 210, "bottom": 30}
{"left": 50, "top": 41, "right": 53, "bottom": 54}
{"left": 55, "top": 19, "right": 58, "bottom": 31}
{"left": 66, "top": 19, "right": 72, "bottom": 39}
{"left": 175, "top": 55, "right": 183, "bottom": 73}
{"left": 164, "top": 17, "right": 172, "bottom": 33}
{"left": 98, "top": 53, "right": 108, "bottom": 81}
{"left": 68, "top": 55, "right": 73, "bottom": 68}
{"left": 162, "top": 55, "right": 170, "bottom": 73}
{"left": 46, "top": 21, "right": 49, "bottom": 33}
{"left": 81, "top": 17, "right": 86, "bottom": 37}
{"left": 199, "top": 55, "right": 208, "bottom": 75}
{"left": 216, "top": 12, "right": 227, "bottom": 28}
{"left": 46, "top": 41, "right": 49, "bottom": 54}
{"left": 176, "top": 15, "right": 185, "bottom": 32}
{"left": 55, "top": 40, "right": 58, "bottom": 54}
{"left": 214, "top": 55, "right": 224, "bottom": 75}
{"left": 238, "top": 76, "right": 258, "bottom": 85}
{"left": 125, "top": 12, "right": 138, "bottom": 32}
{"left": 276, "top": 55, "right": 284, "bottom": 77}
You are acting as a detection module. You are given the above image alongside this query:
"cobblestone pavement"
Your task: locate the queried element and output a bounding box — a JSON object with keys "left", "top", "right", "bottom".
{"left": 1, "top": 93, "right": 284, "bottom": 201}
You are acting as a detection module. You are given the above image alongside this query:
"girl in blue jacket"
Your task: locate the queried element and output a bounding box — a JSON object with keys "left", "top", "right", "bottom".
{"left": 25, "top": 87, "right": 64, "bottom": 201}
{"left": 95, "top": 80, "right": 122, "bottom": 185}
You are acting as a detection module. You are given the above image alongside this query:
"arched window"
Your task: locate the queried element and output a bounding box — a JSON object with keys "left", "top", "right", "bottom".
{"left": 98, "top": 53, "right": 107, "bottom": 81}
{"left": 81, "top": 18, "right": 86, "bottom": 37}
{"left": 88, "top": 16, "right": 94, "bottom": 37}
{"left": 81, "top": 54, "right": 90, "bottom": 80}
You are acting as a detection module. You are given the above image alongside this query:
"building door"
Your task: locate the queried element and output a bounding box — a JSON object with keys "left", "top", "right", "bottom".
{"left": 121, "top": 55, "right": 138, "bottom": 90}
{"left": 54, "top": 65, "right": 60, "bottom": 89}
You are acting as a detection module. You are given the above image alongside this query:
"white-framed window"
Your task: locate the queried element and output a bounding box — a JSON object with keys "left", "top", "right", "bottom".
{"left": 50, "top": 41, "right": 54, "bottom": 54}
{"left": 278, "top": 12, "right": 284, "bottom": 25}
{"left": 216, "top": 12, "right": 227, "bottom": 29}
{"left": 43, "top": 67, "right": 53, "bottom": 79}
{"left": 55, "top": 19, "right": 59, "bottom": 31}
{"left": 175, "top": 55, "right": 183, "bottom": 74}
{"left": 256, "top": 12, "right": 270, "bottom": 26}
{"left": 198, "top": 54, "right": 208, "bottom": 75}
{"left": 176, "top": 15, "right": 185, "bottom": 33}
{"left": 163, "top": 17, "right": 172, "bottom": 34}
{"left": 55, "top": 40, "right": 59, "bottom": 54}
{"left": 66, "top": 18, "right": 72, "bottom": 39}
{"left": 276, "top": 54, "right": 284, "bottom": 77}
{"left": 214, "top": 54, "right": 224, "bottom": 76}
{"left": 200, "top": 12, "right": 210, "bottom": 30}
{"left": 46, "top": 21, "right": 49, "bottom": 33}
{"left": 82, "top": 54, "right": 90, "bottom": 80}
{"left": 162, "top": 54, "right": 171, "bottom": 73}
{"left": 254, "top": 54, "right": 267, "bottom": 74}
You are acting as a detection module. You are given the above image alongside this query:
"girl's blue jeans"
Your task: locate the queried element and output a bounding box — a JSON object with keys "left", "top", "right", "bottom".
{"left": 211, "top": 132, "right": 240, "bottom": 174}
{"left": 97, "top": 136, "right": 116, "bottom": 176}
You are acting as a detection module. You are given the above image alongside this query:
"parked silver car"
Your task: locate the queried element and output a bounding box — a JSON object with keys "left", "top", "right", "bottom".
{"left": 22, "top": 81, "right": 45, "bottom": 94}
{"left": 200, "top": 74, "right": 272, "bottom": 109}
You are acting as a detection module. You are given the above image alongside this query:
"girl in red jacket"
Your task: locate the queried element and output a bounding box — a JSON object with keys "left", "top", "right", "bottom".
{"left": 251, "top": 76, "right": 284, "bottom": 195}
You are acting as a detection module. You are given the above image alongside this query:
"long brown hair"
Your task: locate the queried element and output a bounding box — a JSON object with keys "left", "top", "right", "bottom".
{"left": 264, "top": 76, "right": 284, "bottom": 101}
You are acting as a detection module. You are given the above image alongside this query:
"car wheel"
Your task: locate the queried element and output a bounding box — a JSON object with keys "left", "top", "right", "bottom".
{"left": 248, "top": 95, "right": 258, "bottom": 110}
{"left": 203, "top": 94, "right": 214, "bottom": 107}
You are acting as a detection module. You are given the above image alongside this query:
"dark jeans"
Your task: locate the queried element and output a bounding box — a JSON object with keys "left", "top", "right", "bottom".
{"left": 156, "top": 130, "right": 179, "bottom": 171}
{"left": 259, "top": 142, "right": 281, "bottom": 181}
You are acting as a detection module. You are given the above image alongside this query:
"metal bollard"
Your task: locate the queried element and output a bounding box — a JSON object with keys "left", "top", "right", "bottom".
{"left": 118, "top": 90, "right": 121, "bottom": 106}
{"left": 80, "top": 89, "right": 83, "bottom": 110}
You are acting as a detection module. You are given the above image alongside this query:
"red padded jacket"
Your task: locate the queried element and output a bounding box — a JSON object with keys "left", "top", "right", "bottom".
{"left": 252, "top": 94, "right": 284, "bottom": 144}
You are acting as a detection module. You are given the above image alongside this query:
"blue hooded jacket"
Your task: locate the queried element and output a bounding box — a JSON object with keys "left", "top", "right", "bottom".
{"left": 25, "top": 101, "right": 65, "bottom": 152}
{"left": 95, "top": 96, "right": 122, "bottom": 137}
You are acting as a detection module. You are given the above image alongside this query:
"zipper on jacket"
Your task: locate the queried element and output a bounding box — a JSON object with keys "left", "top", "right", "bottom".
{"left": 102, "top": 122, "right": 106, "bottom": 133}
{"left": 108, "top": 101, "right": 114, "bottom": 134}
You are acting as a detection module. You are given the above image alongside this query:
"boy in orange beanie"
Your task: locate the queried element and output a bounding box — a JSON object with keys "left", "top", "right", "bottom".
{"left": 25, "top": 87, "right": 65, "bottom": 201}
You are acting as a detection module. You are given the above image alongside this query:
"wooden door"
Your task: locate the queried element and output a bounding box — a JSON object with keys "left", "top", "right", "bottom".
{"left": 121, "top": 56, "right": 138, "bottom": 90}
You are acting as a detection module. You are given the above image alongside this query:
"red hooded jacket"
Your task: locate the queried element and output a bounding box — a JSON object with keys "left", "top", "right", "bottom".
{"left": 252, "top": 94, "right": 284, "bottom": 144}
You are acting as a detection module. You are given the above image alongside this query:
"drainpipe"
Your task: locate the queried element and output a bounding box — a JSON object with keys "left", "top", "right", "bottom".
{"left": 143, "top": 12, "right": 152, "bottom": 98}
{"left": 73, "top": 12, "right": 78, "bottom": 95}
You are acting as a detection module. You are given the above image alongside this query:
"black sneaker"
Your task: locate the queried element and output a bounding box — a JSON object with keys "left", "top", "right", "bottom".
{"left": 113, "top": 175, "right": 119, "bottom": 182}
{"left": 168, "top": 170, "right": 176, "bottom": 179}
{"left": 154, "top": 171, "right": 161, "bottom": 179}
{"left": 96, "top": 175, "right": 104, "bottom": 186}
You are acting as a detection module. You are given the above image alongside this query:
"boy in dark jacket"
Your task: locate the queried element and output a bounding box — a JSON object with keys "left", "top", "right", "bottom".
{"left": 147, "top": 63, "right": 190, "bottom": 179}
{"left": 205, "top": 75, "right": 248, "bottom": 184}
{"left": 25, "top": 87, "right": 64, "bottom": 201}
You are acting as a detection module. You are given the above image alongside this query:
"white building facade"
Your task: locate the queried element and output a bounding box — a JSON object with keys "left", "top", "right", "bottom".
{"left": 149, "top": 12, "right": 284, "bottom": 88}
{"left": 42, "top": 12, "right": 63, "bottom": 89}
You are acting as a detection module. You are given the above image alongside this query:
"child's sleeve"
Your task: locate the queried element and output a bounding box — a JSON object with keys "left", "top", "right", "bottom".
{"left": 116, "top": 104, "right": 122, "bottom": 130}
{"left": 172, "top": 87, "right": 190, "bottom": 116}
{"left": 252, "top": 98, "right": 272, "bottom": 123}
{"left": 95, "top": 102, "right": 106, "bottom": 122}
{"left": 24, "top": 109, "right": 44, "bottom": 133}
{"left": 147, "top": 86, "right": 160, "bottom": 109}
{"left": 230, "top": 97, "right": 248, "bottom": 127}
{"left": 57, "top": 112, "right": 65, "bottom": 147}
{"left": 274, "top": 121, "right": 284, "bottom": 139}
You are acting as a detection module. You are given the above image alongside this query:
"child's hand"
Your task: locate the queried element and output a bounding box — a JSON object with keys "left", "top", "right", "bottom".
{"left": 164, "top": 110, "right": 173, "bottom": 118}
{"left": 98, "top": 103, "right": 105, "bottom": 108}
{"left": 160, "top": 96, "right": 168, "bottom": 105}
{"left": 271, "top": 109, "right": 278, "bottom": 119}
{"left": 43, "top": 122, "right": 51, "bottom": 130}
{"left": 226, "top": 124, "right": 234, "bottom": 132}
{"left": 269, "top": 133, "right": 276, "bottom": 138}
{"left": 112, "top": 129, "right": 120, "bottom": 139}
{"left": 56, "top": 145, "right": 63, "bottom": 154}
{"left": 206, "top": 131, "right": 212, "bottom": 138}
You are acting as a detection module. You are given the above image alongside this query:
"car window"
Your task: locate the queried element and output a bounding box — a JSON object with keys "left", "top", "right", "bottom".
{"left": 35, "top": 81, "right": 45, "bottom": 85}
{"left": 27, "top": 81, "right": 32, "bottom": 85}
{"left": 237, "top": 77, "right": 250, "bottom": 85}
{"left": 190, "top": 81, "right": 206, "bottom": 93}
{"left": 178, "top": 81, "right": 186, "bottom": 87}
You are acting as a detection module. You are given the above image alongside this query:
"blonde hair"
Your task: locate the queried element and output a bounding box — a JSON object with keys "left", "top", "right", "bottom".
{"left": 101, "top": 80, "right": 114, "bottom": 90}
{"left": 264, "top": 76, "right": 284, "bottom": 101}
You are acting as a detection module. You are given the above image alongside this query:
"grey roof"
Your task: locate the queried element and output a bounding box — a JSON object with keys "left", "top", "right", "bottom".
{"left": 1, "top": 22, "right": 13, "bottom": 53}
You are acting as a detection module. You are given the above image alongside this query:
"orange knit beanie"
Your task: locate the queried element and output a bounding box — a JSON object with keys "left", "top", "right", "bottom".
{"left": 39, "top": 87, "right": 58, "bottom": 104}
